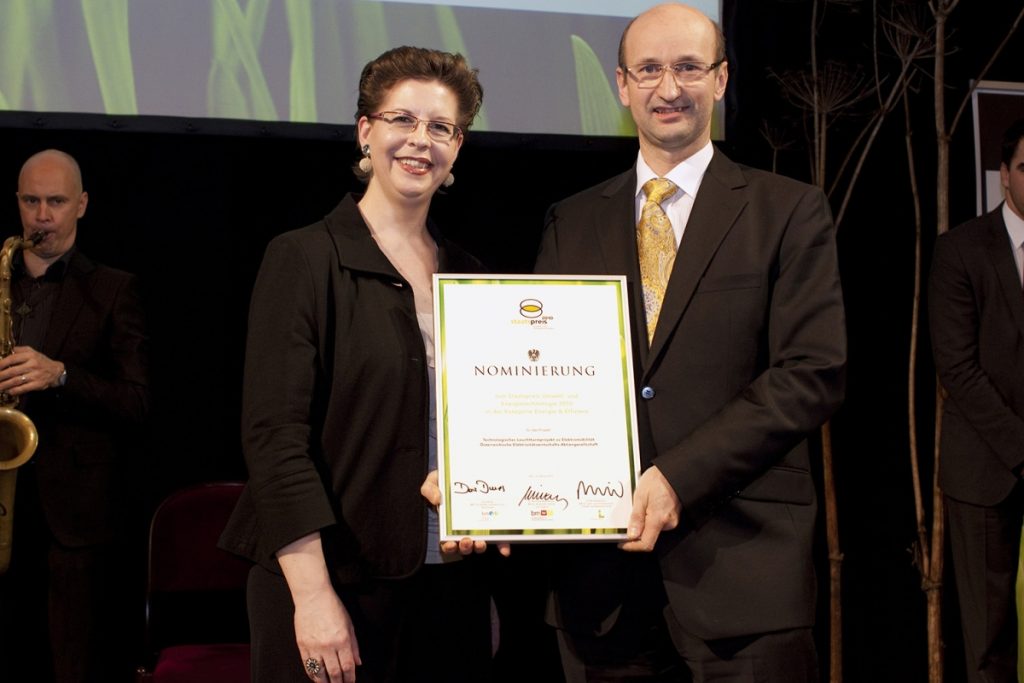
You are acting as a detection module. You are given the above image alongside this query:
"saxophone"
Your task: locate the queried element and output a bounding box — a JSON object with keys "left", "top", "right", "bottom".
{"left": 0, "top": 232, "right": 42, "bottom": 575}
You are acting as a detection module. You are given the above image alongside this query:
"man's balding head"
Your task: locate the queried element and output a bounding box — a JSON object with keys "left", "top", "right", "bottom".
{"left": 16, "top": 149, "right": 88, "bottom": 263}
{"left": 19, "top": 150, "right": 84, "bottom": 195}
{"left": 618, "top": 3, "right": 726, "bottom": 69}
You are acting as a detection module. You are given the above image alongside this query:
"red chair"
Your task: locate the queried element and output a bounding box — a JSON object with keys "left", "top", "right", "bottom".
{"left": 135, "top": 482, "right": 252, "bottom": 683}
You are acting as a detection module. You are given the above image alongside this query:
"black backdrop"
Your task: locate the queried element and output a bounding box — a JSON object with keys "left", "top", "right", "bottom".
{"left": 2, "top": 1, "right": 1023, "bottom": 680}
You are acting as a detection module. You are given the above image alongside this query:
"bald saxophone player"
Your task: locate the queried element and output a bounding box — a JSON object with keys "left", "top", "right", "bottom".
{"left": 0, "top": 149, "right": 148, "bottom": 683}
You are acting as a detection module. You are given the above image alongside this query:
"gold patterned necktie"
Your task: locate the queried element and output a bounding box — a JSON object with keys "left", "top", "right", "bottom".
{"left": 637, "top": 177, "right": 679, "bottom": 344}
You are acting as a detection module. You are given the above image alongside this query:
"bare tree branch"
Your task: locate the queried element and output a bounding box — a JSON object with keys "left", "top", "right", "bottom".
{"left": 950, "top": 4, "right": 1024, "bottom": 136}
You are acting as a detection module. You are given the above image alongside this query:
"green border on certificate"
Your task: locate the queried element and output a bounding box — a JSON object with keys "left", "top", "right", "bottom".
{"left": 434, "top": 274, "right": 641, "bottom": 542}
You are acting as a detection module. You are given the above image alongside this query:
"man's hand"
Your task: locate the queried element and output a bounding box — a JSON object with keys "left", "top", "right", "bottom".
{"left": 420, "top": 470, "right": 511, "bottom": 557}
{"left": 618, "top": 465, "right": 681, "bottom": 552}
{"left": 0, "top": 346, "right": 65, "bottom": 396}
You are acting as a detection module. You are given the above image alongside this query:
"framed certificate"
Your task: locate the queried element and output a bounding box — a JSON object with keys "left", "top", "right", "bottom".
{"left": 433, "top": 275, "right": 642, "bottom": 542}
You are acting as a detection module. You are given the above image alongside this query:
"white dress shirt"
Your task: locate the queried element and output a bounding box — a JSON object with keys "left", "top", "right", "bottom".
{"left": 633, "top": 141, "right": 715, "bottom": 247}
{"left": 1003, "top": 201, "right": 1024, "bottom": 287}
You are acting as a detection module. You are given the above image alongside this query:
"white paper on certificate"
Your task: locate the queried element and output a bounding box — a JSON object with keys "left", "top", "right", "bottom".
{"left": 434, "top": 275, "right": 642, "bottom": 542}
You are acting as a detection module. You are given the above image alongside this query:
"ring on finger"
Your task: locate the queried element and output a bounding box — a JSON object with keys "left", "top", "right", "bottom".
{"left": 19, "top": 375, "right": 26, "bottom": 384}
{"left": 304, "top": 657, "right": 322, "bottom": 677}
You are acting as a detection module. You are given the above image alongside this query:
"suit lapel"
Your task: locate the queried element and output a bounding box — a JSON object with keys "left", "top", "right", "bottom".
{"left": 325, "top": 194, "right": 404, "bottom": 280}
{"left": 593, "top": 170, "right": 650, "bottom": 368}
{"left": 986, "top": 209, "right": 1024, "bottom": 338}
{"left": 647, "top": 151, "right": 748, "bottom": 366}
{"left": 42, "top": 252, "right": 91, "bottom": 359}
{"left": 594, "top": 170, "right": 640, "bottom": 275}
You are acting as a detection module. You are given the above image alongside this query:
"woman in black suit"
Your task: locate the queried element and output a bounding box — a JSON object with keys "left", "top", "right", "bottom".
{"left": 220, "top": 46, "right": 490, "bottom": 683}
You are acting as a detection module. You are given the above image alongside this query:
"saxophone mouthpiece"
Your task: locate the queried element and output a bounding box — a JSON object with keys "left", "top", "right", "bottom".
{"left": 28, "top": 231, "right": 44, "bottom": 246}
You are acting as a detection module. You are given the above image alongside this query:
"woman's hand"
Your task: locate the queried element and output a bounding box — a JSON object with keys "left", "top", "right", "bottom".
{"left": 277, "top": 533, "right": 362, "bottom": 681}
{"left": 292, "top": 585, "right": 361, "bottom": 682}
{"left": 420, "top": 470, "right": 511, "bottom": 557}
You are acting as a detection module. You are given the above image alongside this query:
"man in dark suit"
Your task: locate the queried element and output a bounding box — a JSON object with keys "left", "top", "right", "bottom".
{"left": 535, "top": 4, "right": 846, "bottom": 680}
{"left": 929, "top": 119, "right": 1024, "bottom": 683}
{"left": 0, "top": 149, "right": 149, "bottom": 682}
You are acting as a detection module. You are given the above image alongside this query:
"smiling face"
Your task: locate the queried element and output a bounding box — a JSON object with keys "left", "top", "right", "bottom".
{"left": 616, "top": 4, "right": 727, "bottom": 175}
{"left": 16, "top": 151, "right": 88, "bottom": 260}
{"left": 1001, "top": 139, "right": 1024, "bottom": 221}
{"left": 357, "top": 79, "right": 463, "bottom": 206}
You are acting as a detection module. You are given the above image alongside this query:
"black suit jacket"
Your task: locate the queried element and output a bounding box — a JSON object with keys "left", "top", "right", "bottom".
{"left": 221, "top": 195, "right": 482, "bottom": 584}
{"left": 929, "top": 207, "right": 1024, "bottom": 506}
{"left": 26, "top": 249, "right": 149, "bottom": 548}
{"left": 536, "top": 149, "right": 846, "bottom": 640}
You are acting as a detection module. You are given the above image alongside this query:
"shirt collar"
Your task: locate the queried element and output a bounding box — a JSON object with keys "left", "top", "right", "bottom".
{"left": 635, "top": 141, "right": 714, "bottom": 201}
{"left": 14, "top": 245, "right": 75, "bottom": 281}
{"left": 1003, "top": 201, "right": 1024, "bottom": 251}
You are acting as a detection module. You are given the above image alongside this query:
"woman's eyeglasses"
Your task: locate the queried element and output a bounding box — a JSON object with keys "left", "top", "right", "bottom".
{"left": 368, "top": 112, "right": 462, "bottom": 142}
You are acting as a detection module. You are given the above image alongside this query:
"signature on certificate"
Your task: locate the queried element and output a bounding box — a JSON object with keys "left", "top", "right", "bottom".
{"left": 518, "top": 485, "right": 569, "bottom": 510}
{"left": 576, "top": 480, "right": 625, "bottom": 499}
{"left": 452, "top": 480, "right": 506, "bottom": 494}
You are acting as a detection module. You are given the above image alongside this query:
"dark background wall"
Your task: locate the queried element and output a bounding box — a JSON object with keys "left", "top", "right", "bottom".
{"left": 1, "top": 1, "right": 1022, "bottom": 680}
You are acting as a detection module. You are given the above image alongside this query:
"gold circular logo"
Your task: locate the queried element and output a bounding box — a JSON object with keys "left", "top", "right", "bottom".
{"left": 519, "top": 299, "right": 543, "bottom": 318}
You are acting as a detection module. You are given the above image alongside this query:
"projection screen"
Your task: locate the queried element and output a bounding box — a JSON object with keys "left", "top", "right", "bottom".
{"left": 0, "top": 0, "right": 721, "bottom": 137}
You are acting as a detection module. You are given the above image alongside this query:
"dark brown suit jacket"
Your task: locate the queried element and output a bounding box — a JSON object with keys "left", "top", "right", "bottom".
{"left": 536, "top": 149, "right": 846, "bottom": 640}
{"left": 28, "top": 249, "right": 150, "bottom": 548}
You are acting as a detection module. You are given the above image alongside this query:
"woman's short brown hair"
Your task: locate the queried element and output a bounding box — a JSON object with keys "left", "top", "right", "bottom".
{"left": 356, "top": 46, "right": 483, "bottom": 132}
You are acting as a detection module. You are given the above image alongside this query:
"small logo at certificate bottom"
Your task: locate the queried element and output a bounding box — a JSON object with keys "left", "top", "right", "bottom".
{"left": 528, "top": 348, "right": 540, "bottom": 361}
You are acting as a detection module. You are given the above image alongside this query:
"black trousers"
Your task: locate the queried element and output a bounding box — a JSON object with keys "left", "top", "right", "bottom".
{"left": 947, "top": 486, "right": 1024, "bottom": 683}
{"left": 554, "top": 561, "right": 817, "bottom": 683}
{"left": 0, "top": 465, "right": 138, "bottom": 683}
{"left": 248, "top": 557, "right": 492, "bottom": 682}
{"left": 557, "top": 618, "right": 817, "bottom": 683}
{"left": 488, "top": 546, "right": 565, "bottom": 683}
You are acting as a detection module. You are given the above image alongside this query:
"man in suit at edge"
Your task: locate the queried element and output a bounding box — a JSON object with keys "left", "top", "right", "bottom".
{"left": 929, "top": 119, "right": 1024, "bottom": 683}
{"left": 535, "top": 3, "right": 846, "bottom": 680}
{"left": 0, "top": 149, "right": 149, "bottom": 682}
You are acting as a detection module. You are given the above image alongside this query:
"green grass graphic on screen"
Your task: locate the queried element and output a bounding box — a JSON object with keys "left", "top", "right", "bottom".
{"left": 434, "top": 5, "right": 489, "bottom": 131}
{"left": 285, "top": 0, "right": 317, "bottom": 122}
{"left": 82, "top": 0, "right": 138, "bottom": 114}
{"left": 351, "top": 1, "right": 390, "bottom": 94}
{"left": 208, "top": 0, "right": 278, "bottom": 121}
{"left": 0, "top": 0, "right": 69, "bottom": 111}
{"left": 571, "top": 35, "right": 634, "bottom": 137}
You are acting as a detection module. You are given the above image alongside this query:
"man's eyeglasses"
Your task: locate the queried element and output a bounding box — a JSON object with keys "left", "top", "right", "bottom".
{"left": 368, "top": 112, "right": 462, "bottom": 142}
{"left": 624, "top": 61, "right": 724, "bottom": 88}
